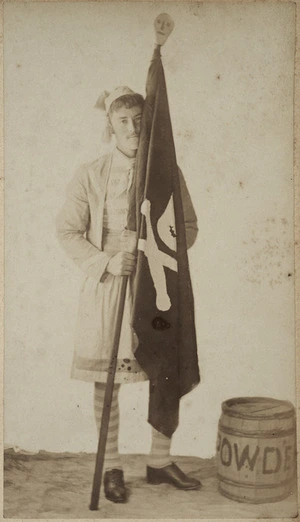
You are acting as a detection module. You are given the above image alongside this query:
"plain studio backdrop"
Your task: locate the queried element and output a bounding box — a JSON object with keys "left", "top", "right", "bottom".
{"left": 4, "top": 2, "right": 295, "bottom": 457}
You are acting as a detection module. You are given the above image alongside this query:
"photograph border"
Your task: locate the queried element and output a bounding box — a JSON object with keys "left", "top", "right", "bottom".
{"left": 1, "top": 0, "right": 299, "bottom": 520}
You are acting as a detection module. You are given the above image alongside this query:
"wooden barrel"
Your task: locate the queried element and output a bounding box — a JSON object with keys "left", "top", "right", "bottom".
{"left": 216, "top": 397, "right": 296, "bottom": 504}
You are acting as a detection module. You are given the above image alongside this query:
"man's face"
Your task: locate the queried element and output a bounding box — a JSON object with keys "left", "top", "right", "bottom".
{"left": 110, "top": 105, "right": 142, "bottom": 158}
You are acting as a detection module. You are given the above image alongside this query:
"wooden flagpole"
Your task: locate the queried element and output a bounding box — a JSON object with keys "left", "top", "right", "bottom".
{"left": 89, "top": 275, "right": 128, "bottom": 510}
{"left": 89, "top": 14, "right": 174, "bottom": 510}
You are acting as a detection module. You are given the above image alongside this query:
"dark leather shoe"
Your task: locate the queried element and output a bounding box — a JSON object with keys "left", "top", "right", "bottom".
{"left": 104, "top": 469, "right": 127, "bottom": 503}
{"left": 147, "top": 462, "right": 202, "bottom": 490}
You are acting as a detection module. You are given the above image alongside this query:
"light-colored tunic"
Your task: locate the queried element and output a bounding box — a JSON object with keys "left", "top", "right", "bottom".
{"left": 69, "top": 148, "right": 147, "bottom": 383}
{"left": 56, "top": 147, "right": 198, "bottom": 384}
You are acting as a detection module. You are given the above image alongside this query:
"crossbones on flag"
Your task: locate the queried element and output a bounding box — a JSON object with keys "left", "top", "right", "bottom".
{"left": 128, "top": 45, "right": 200, "bottom": 438}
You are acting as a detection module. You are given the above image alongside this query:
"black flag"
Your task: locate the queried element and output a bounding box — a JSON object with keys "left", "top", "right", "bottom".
{"left": 129, "top": 45, "right": 200, "bottom": 438}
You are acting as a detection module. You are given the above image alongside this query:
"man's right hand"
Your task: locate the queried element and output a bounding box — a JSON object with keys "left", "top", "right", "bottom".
{"left": 106, "top": 252, "right": 137, "bottom": 276}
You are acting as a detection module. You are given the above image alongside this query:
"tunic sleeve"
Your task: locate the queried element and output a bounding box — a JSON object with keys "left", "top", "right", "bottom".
{"left": 56, "top": 165, "right": 112, "bottom": 281}
{"left": 178, "top": 168, "right": 198, "bottom": 249}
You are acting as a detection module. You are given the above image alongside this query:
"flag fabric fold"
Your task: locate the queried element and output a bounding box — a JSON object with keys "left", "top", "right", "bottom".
{"left": 129, "top": 45, "right": 200, "bottom": 438}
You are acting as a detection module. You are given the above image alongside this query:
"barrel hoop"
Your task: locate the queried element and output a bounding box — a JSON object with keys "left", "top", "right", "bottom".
{"left": 218, "top": 424, "right": 296, "bottom": 439}
{"left": 217, "top": 473, "right": 294, "bottom": 490}
{"left": 221, "top": 398, "right": 295, "bottom": 421}
{"left": 221, "top": 409, "right": 295, "bottom": 421}
{"left": 218, "top": 485, "right": 293, "bottom": 505}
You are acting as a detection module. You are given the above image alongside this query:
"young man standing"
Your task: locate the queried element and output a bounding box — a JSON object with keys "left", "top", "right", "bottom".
{"left": 56, "top": 86, "right": 200, "bottom": 503}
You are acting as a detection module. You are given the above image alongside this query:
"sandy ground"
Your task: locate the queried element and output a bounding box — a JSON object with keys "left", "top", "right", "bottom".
{"left": 4, "top": 450, "right": 298, "bottom": 519}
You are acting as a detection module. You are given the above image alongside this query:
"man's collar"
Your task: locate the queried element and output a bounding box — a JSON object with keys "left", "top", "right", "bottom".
{"left": 113, "top": 147, "right": 136, "bottom": 169}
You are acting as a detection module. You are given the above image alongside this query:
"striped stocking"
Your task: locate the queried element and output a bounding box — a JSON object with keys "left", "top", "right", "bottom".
{"left": 93, "top": 382, "right": 123, "bottom": 472}
{"left": 147, "top": 427, "right": 172, "bottom": 468}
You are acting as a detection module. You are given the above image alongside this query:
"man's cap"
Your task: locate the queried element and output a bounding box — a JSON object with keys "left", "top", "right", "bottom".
{"left": 95, "top": 86, "right": 138, "bottom": 114}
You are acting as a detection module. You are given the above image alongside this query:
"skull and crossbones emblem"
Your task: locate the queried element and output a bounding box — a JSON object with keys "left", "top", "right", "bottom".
{"left": 138, "top": 195, "right": 177, "bottom": 311}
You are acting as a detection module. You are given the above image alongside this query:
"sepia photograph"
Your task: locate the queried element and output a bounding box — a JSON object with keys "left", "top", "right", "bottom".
{"left": 3, "top": 1, "right": 298, "bottom": 518}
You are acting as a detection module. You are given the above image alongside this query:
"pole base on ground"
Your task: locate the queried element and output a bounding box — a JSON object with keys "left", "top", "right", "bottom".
{"left": 89, "top": 504, "right": 99, "bottom": 511}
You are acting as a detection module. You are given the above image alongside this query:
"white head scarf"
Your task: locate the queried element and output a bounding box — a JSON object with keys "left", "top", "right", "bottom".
{"left": 95, "top": 86, "right": 136, "bottom": 114}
